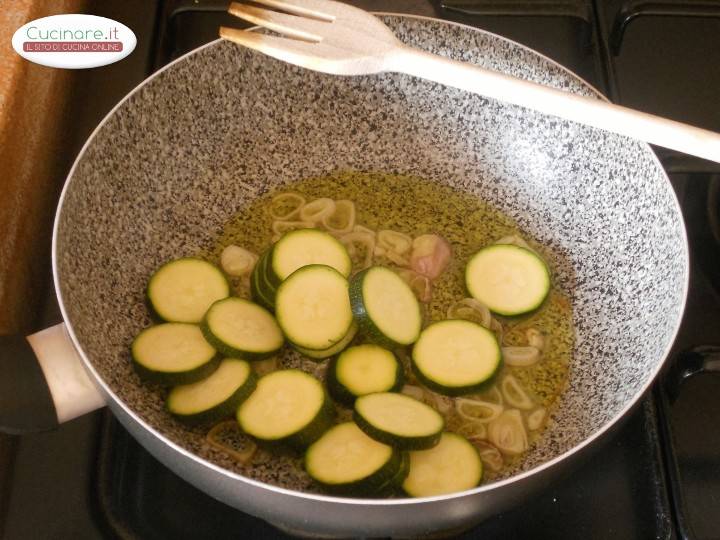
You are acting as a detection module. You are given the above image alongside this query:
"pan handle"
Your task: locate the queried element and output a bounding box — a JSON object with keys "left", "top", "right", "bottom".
{"left": 0, "top": 323, "right": 106, "bottom": 434}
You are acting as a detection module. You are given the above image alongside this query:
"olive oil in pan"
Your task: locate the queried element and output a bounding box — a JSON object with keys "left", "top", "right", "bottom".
{"left": 209, "top": 171, "right": 573, "bottom": 486}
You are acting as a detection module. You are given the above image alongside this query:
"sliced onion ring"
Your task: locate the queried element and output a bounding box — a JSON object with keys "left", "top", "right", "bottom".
{"left": 401, "top": 385, "right": 425, "bottom": 401}
{"left": 378, "top": 230, "right": 413, "bottom": 254}
{"left": 321, "top": 199, "right": 356, "bottom": 235}
{"left": 526, "top": 328, "right": 546, "bottom": 350}
{"left": 339, "top": 231, "right": 375, "bottom": 270}
{"left": 396, "top": 269, "right": 432, "bottom": 303}
{"left": 456, "top": 398, "right": 504, "bottom": 424}
{"left": 473, "top": 440, "right": 505, "bottom": 472}
{"left": 500, "top": 375, "right": 535, "bottom": 410}
{"left": 488, "top": 409, "right": 528, "bottom": 456}
{"left": 206, "top": 420, "right": 258, "bottom": 464}
{"left": 299, "top": 198, "right": 336, "bottom": 224}
{"left": 270, "top": 192, "right": 306, "bottom": 220}
{"left": 502, "top": 346, "right": 541, "bottom": 367}
{"left": 527, "top": 407, "right": 547, "bottom": 431}
{"left": 447, "top": 298, "right": 492, "bottom": 328}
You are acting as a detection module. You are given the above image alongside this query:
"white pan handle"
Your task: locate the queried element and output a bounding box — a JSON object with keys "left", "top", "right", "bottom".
{"left": 0, "top": 323, "right": 105, "bottom": 434}
{"left": 27, "top": 323, "right": 106, "bottom": 423}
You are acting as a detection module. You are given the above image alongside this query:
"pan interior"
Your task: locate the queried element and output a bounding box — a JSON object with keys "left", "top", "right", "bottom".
{"left": 55, "top": 16, "right": 687, "bottom": 492}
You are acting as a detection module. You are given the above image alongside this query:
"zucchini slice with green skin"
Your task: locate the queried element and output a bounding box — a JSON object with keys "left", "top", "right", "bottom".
{"left": 465, "top": 244, "right": 550, "bottom": 316}
{"left": 403, "top": 433, "right": 483, "bottom": 497}
{"left": 268, "top": 229, "right": 351, "bottom": 287}
{"left": 167, "top": 358, "right": 256, "bottom": 425}
{"left": 275, "top": 265, "right": 353, "bottom": 350}
{"left": 305, "top": 422, "right": 403, "bottom": 496}
{"left": 411, "top": 320, "right": 502, "bottom": 397}
{"left": 293, "top": 323, "right": 358, "bottom": 361}
{"left": 147, "top": 258, "right": 230, "bottom": 323}
{"left": 250, "top": 269, "right": 274, "bottom": 312}
{"left": 353, "top": 392, "right": 444, "bottom": 450}
{"left": 237, "top": 369, "right": 334, "bottom": 448}
{"left": 326, "top": 344, "right": 404, "bottom": 406}
{"left": 250, "top": 251, "right": 275, "bottom": 311}
{"left": 376, "top": 451, "right": 411, "bottom": 496}
{"left": 131, "top": 323, "right": 219, "bottom": 385}
{"left": 260, "top": 247, "right": 280, "bottom": 297}
{"left": 349, "top": 266, "right": 422, "bottom": 348}
{"left": 201, "top": 297, "right": 284, "bottom": 360}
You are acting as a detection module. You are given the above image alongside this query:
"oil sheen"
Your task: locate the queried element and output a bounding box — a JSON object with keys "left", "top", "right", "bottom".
{"left": 209, "top": 171, "right": 574, "bottom": 488}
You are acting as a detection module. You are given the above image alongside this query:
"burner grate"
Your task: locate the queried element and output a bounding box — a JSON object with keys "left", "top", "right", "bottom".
{"left": 94, "top": 402, "right": 674, "bottom": 539}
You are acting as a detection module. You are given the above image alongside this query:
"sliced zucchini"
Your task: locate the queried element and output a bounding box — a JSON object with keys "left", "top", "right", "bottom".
{"left": 293, "top": 323, "right": 358, "bottom": 361}
{"left": 250, "top": 251, "right": 275, "bottom": 311}
{"left": 275, "top": 265, "right": 353, "bottom": 350}
{"left": 131, "top": 323, "right": 218, "bottom": 385}
{"left": 411, "top": 320, "right": 502, "bottom": 397}
{"left": 201, "top": 297, "right": 284, "bottom": 360}
{"left": 269, "top": 229, "right": 351, "bottom": 286}
{"left": 305, "top": 422, "right": 402, "bottom": 495}
{"left": 167, "top": 358, "right": 256, "bottom": 425}
{"left": 376, "top": 451, "right": 411, "bottom": 496}
{"left": 349, "top": 266, "right": 422, "bottom": 348}
{"left": 237, "top": 369, "right": 333, "bottom": 448}
{"left": 250, "top": 270, "right": 273, "bottom": 312}
{"left": 327, "top": 344, "right": 404, "bottom": 406}
{"left": 260, "top": 247, "right": 280, "bottom": 297}
{"left": 403, "top": 433, "right": 483, "bottom": 497}
{"left": 353, "top": 392, "right": 444, "bottom": 450}
{"left": 465, "top": 244, "right": 550, "bottom": 316}
{"left": 147, "top": 258, "right": 230, "bottom": 323}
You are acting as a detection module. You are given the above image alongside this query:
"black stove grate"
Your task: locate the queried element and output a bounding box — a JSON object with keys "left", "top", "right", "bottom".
{"left": 658, "top": 347, "right": 720, "bottom": 540}
{"left": 94, "top": 399, "right": 674, "bottom": 539}
{"left": 609, "top": 0, "right": 720, "bottom": 55}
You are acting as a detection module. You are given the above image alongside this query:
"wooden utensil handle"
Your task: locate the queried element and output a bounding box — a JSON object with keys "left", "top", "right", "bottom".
{"left": 387, "top": 46, "right": 720, "bottom": 163}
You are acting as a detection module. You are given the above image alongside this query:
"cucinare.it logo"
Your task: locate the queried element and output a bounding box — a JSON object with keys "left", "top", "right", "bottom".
{"left": 11, "top": 14, "right": 136, "bottom": 69}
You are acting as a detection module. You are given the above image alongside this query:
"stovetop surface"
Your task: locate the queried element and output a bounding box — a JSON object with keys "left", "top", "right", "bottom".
{"left": 3, "top": 1, "right": 720, "bottom": 539}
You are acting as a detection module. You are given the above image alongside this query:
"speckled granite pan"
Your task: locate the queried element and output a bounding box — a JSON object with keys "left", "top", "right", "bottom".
{"left": 52, "top": 14, "right": 688, "bottom": 537}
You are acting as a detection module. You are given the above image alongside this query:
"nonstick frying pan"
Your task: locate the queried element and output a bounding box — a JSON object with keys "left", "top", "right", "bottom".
{"left": 0, "top": 14, "right": 688, "bottom": 537}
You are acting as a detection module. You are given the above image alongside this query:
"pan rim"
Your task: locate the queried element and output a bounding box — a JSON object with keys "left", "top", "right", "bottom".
{"left": 51, "top": 12, "right": 690, "bottom": 506}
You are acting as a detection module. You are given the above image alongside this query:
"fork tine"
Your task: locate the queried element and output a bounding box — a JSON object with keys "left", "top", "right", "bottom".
{"left": 248, "top": 0, "right": 336, "bottom": 22}
{"left": 219, "top": 26, "right": 322, "bottom": 64}
{"left": 228, "top": 3, "right": 324, "bottom": 42}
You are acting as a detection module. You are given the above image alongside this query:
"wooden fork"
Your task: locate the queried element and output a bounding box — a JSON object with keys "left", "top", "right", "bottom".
{"left": 220, "top": 0, "right": 720, "bottom": 163}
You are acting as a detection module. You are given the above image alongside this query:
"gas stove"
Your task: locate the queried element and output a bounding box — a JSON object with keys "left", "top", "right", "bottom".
{"left": 3, "top": 1, "right": 720, "bottom": 538}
